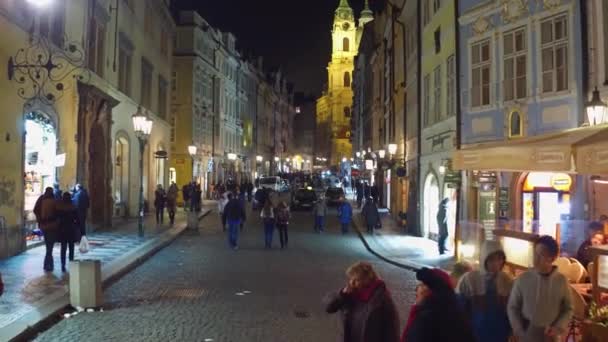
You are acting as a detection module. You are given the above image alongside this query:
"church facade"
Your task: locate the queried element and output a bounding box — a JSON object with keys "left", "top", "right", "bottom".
{"left": 316, "top": 0, "right": 372, "bottom": 167}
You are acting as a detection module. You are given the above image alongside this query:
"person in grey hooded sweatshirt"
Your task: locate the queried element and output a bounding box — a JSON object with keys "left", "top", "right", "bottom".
{"left": 507, "top": 235, "right": 573, "bottom": 342}
{"left": 457, "top": 240, "right": 513, "bottom": 342}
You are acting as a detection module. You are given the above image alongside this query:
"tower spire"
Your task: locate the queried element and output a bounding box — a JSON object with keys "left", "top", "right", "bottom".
{"left": 338, "top": 0, "right": 350, "bottom": 8}
{"left": 360, "top": 0, "right": 373, "bottom": 24}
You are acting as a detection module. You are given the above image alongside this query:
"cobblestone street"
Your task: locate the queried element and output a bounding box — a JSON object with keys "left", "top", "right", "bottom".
{"left": 35, "top": 204, "right": 417, "bottom": 342}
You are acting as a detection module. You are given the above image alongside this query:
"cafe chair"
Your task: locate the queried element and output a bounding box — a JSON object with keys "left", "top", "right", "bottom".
{"left": 554, "top": 257, "right": 586, "bottom": 283}
{"left": 566, "top": 285, "right": 588, "bottom": 341}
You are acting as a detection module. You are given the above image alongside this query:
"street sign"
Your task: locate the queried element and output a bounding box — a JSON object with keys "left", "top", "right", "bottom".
{"left": 444, "top": 171, "right": 461, "bottom": 184}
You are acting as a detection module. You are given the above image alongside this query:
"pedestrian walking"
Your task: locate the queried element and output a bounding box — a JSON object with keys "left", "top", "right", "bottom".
{"left": 361, "top": 197, "right": 380, "bottom": 234}
{"left": 56, "top": 192, "right": 80, "bottom": 273}
{"left": 325, "top": 261, "right": 400, "bottom": 342}
{"left": 182, "top": 183, "right": 191, "bottom": 211}
{"left": 218, "top": 191, "right": 230, "bottom": 231}
{"left": 34, "top": 187, "right": 59, "bottom": 272}
{"left": 52, "top": 183, "right": 62, "bottom": 199}
{"left": 222, "top": 193, "right": 246, "bottom": 250}
{"left": 457, "top": 241, "right": 513, "bottom": 342}
{"left": 370, "top": 184, "right": 379, "bottom": 205}
{"left": 275, "top": 202, "right": 290, "bottom": 249}
{"left": 260, "top": 200, "right": 275, "bottom": 248}
{"left": 356, "top": 181, "right": 364, "bottom": 209}
{"left": 246, "top": 181, "right": 254, "bottom": 202}
{"left": 313, "top": 197, "right": 327, "bottom": 233}
{"left": 507, "top": 235, "right": 573, "bottom": 342}
{"left": 166, "top": 182, "right": 178, "bottom": 225}
{"left": 436, "top": 198, "right": 449, "bottom": 255}
{"left": 364, "top": 182, "right": 371, "bottom": 199}
{"left": 71, "top": 184, "right": 89, "bottom": 237}
{"left": 154, "top": 184, "right": 166, "bottom": 224}
{"left": 191, "top": 182, "right": 202, "bottom": 212}
{"left": 401, "top": 267, "right": 476, "bottom": 342}
{"left": 337, "top": 197, "right": 353, "bottom": 234}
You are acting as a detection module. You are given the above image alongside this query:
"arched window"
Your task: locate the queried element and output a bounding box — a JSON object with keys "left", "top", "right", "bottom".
{"left": 343, "top": 37, "right": 349, "bottom": 52}
{"left": 509, "top": 110, "right": 522, "bottom": 137}
{"left": 344, "top": 72, "right": 351, "bottom": 87}
{"left": 344, "top": 106, "right": 351, "bottom": 117}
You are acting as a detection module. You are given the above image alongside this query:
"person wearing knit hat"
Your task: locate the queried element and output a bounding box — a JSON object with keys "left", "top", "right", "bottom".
{"left": 401, "top": 267, "right": 476, "bottom": 342}
{"left": 457, "top": 240, "right": 513, "bottom": 342}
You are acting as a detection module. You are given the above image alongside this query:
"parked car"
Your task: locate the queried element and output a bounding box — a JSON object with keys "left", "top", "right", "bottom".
{"left": 259, "top": 176, "right": 282, "bottom": 192}
{"left": 291, "top": 187, "right": 317, "bottom": 210}
{"left": 325, "top": 187, "right": 345, "bottom": 206}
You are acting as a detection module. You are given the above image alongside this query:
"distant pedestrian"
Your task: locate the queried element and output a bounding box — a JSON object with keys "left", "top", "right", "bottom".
{"left": 191, "top": 183, "right": 202, "bottom": 212}
{"left": 457, "top": 241, "right": 513, "bottom": 342}
{"left": 260, "top": 200, "right": 275, "bottom": 248}
{"left": 166, "top": 182, "right": 178, "bottom": 225}
{"left": 246, "top": 182, "right": 254, "bottom": 202}
{"left": 218, "top": 191, "right": 230, "bottom": 231}
{"left": 371, "top": 184, "right": 379, "bottom": 205}
{"left": 436, "top": 198, "right": 449, "bottom": 255}
{"left": 72, "top": 184, "right": 89, "bottom": 237}
{"left": 325, "top": 261, "right": 400, "bottom": 342}
{"left": 222, "top": 193, "right": 246, "bottom": 250}
{"left": 361, "top": 197, "right": 380, "bottom": 234}
{"left": 401, "top": 267, "right": 476, "bottom": 342}
{"left": 275, "top": 202, "right": 291, "bottom": 249}
{"left": 507, "top": 235, "right": 573, "bottom": 342}
{"left": 356, "top": 181, "right": 364, "bottom": 209}
{"left": 364, "top": 182, "right": 371, "bottom": 199}
{"left": 182, "top": 183, "right": 191, "bottom": 212}
{"left": 56, "top": 192, "right": 79, "bottom": 272}
{"left": 52, "top": 183, "right": 62, "bottom": 199}
{"left": 313, "top": 197, "right": 327, "bottom": 233}
{"left": 34, "top": 187, "right": 59, "bottom": 272}
{"left": 154, "top": 184, "right": 166, "bottom": 224}
{"left": 337, "top": 197, "right": 353, "bottom": 234}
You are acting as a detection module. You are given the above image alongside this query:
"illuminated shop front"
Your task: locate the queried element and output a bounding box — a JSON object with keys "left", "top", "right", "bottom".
{"left": 521, "top": 172, "right": 572, "bottom": 236}
{"left": 24, "top": 112, "right": 57, "bottom": 225}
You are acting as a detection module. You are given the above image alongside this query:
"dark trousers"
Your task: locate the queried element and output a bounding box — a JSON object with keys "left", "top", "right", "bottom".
{"left": 264, "top": 221, "right": 275, "bottom": 248}
{"left": 277, "top": 224, "right": 288, "bottom": 248}
{"left": 438, "top": 232, "right": 448, "bottom": 254}
{"left": 44, "top": 237, "right": 55, "bottom": 271}
{"left": 156, "top": 207, "right": 164, "bottom": 224}
{"left": 168, "top": 209, "right": 176, "bottom": 224}
{"left": 77, "top": 212, "right": 87, "bottom": 236}
{"left": 60, "top": 242, "right": 74, "bottom": 269}
{"left": 228, "top": 219, "right": 240, "bottom": 248}
{"left": 314, "top": 216, "right": 325, "bottom": 232}
{"left": 367, "top": 225, "right": 375, "bottom": 234}
{"left": 341, "top": 222, "right": 350, "bottom": 234}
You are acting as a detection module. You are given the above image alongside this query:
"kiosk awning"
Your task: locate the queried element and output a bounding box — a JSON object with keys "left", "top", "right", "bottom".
{"left": 453, "top": 126, "right": 608, "bottom": 174}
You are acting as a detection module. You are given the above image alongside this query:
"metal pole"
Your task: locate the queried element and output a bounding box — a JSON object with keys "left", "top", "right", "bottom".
{"left": 138, "top": 138, "right": 145, "bottom": 237}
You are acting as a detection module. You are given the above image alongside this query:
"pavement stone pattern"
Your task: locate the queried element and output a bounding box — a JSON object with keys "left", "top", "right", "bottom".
{"left": 0, "top": 213, "right": 189, "bottom": 332}
{"left": 35, "top": 196, "right": 417, "bottom": 342}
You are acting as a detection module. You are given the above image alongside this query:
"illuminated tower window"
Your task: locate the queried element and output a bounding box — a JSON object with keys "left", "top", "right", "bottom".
{"left": 343, "top": 37, "right": 349, "bottom": 52}
{"left": 344, "top": 72, "right": 351, "bottom": 87}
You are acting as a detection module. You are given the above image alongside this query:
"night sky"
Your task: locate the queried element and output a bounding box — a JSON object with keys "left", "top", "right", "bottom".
{"left": 173, "top": 0, "right": 380, "bottom": 96}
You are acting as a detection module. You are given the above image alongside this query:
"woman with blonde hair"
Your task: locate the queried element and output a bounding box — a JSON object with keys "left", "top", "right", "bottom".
{"left": 325, "top": 261, "right": 400, "bottom": 342}
{"left": 260, "top": 200, "right": 275, "bottom": 248}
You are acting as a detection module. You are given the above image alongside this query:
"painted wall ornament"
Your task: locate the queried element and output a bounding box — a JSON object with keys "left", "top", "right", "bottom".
{"left": 542, "top": 0, "right": 561, "bottom": 10}
{"left": 501, "top": 0, "right": 529, "bottom": 23}
{"left": 472, "top": 16, "right": 493, "bottom": 36}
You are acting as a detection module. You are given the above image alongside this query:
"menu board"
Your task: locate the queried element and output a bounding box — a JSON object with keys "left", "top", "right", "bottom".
{"left": 502, "top": 236, "right": 534, "bottom": 268}
{"left": 599, "top": 255, "right": 608, "bottom": 290}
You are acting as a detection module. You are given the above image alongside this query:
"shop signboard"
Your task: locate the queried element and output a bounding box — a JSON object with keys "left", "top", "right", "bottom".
{"left": 498, "top": 187, "right": 509, "bottom": 218}
{"left": 479, "top": 190, "right": 497, "bottom": 236}
{"left": 444, "top": 171, "right": 461, "bottom": 185}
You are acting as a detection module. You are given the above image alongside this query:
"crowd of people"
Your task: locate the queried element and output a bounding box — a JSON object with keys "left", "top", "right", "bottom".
{"left": 329, "top": 235, "right": 573, "bottom": 342}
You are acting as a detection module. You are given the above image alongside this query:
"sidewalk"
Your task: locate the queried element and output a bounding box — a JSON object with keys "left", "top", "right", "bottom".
{"left": 0, "top": 206, "right": 212, "bottom": 341}
{"left": 350, "top": 200, "right": 456, "bottom": 271}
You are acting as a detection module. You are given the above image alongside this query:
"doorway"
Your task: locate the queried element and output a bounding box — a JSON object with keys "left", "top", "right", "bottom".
{"left": 423, "top": 173, "right": 440, "bottom": 237}
{"left": 114, "top": 134, "right": 130, "bottom": 216}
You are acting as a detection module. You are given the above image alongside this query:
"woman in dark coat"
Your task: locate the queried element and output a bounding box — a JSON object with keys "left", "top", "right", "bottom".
{"left": 401, "top": 267, "right": 476, "bottom": 342}
{"left": 34, "top": 187, "right": 59, "bottom": 272}
{"left": 56, "top": 192, "right": 80, "bottom": 272}
{"left": 361, "top": 197, "right": 380, "bottom": 234}
{"left": 326, "top": 261, "right": 400, "bottom": 342}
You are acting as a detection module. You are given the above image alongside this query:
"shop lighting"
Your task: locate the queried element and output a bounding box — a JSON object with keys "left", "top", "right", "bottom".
{"left": 274, "top": 156, "right": 280, "bottom": 162}
{"left": 187, "top": 144, "right": 197, "bottom": 157}
{"left": 227, "top": 153, "right": 237, "bottom": 161}
{"left": 256, "top": 155, "right": 263, "bottom": 162}
{"left": 26, "top": 0, "right": 52, "bottom": 7}
{"left": 342, "top": 157, "right": 347, "bottom": 163}
{"left": 439, "top": 165, "right": 446, "bottom": 175}
{"left": 388, "top": 143, "right": 398, "bottom": 155}
{"left": 378, "top": 149, "right": 386, "bottom": 159}
{"left": 355, "top": 151, "right": 361, "bottom": 158}
{"left": 587, "top": 87, "right": 608, "bottom": 126}
{"left": 460, "top": 244, "right": 476, "bottom": 259}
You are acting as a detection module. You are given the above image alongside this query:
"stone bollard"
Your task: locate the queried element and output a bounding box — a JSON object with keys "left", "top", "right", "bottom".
{"left": 69, "top": 260, "right": 102, "bottom": 309}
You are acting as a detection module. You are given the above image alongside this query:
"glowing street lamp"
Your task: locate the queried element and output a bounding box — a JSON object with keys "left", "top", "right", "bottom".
{"left": 378, "top": 149, "right": 386, "bottom": 159}
{"left": 274, "top": 156, "right": 280, "bottom": 162}
{"left": 342, "top": 157, "right": 347, "bottom": 163}
{"left": 227, "top": 153, "right": 237, "bottom": 161}
{"left": 132, "top": 106, "right": 153, "bottom": 237}
{"left": 388, "top": 143, "right": 398, "bottom": 156}
{"left": 355, "top": 151, "right": 361, "bottom": 158}
{"left": 587, "top": 87, "right": 608, "bottom": 126}
{"left": 256, "top": 155, "right": 263, "bottom": 162}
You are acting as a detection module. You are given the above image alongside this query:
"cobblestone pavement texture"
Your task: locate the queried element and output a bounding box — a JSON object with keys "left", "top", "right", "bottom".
{"left": 0, "top": 212, "right": 190, "bottom": 331}
{"left": 35, "top": 196, "right": 417, "bottom": 342}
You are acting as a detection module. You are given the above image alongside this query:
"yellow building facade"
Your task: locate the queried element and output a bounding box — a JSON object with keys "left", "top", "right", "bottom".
{"left": 316, "top": 0, "right": 372, "bottom": 166}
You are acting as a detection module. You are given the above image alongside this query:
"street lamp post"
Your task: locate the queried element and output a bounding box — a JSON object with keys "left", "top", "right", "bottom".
{"left": 586, "top": 87, "right": 608, "bottom": 126}
{"left": 132, "top": 106, "right": 153, "bottom": 237}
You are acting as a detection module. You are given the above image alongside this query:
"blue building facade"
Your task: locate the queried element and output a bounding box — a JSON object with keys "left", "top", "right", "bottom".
{"left": 455, "top": 0, "right": 588, "bottom": 253}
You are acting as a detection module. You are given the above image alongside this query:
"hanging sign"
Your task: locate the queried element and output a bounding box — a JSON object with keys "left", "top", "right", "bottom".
{"left": 550, "top": 173, "right": 572, "bottom": 191}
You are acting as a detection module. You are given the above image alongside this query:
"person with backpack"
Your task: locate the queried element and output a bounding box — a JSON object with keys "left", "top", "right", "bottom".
{"left": 260, "top": 200, "right": 275, "bottom": 248}
{"left": 337, "top": 197, "right": 353, "bottom": 234}
{"left": 275, "top": 202, "right": 291, "bottom": 249}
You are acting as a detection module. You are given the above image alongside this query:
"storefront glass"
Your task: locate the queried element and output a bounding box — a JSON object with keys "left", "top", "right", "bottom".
{"left": 521, "top": 172, "right": 572, "bottom": 236}
{"left": 24, "top": 113, "right": 57, "bottom": 224}
{"left": 423, "top": 173, "right": 439, "bottom": 236}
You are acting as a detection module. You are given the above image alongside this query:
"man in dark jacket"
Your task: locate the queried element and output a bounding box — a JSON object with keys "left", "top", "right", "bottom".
{"left": 72, "top": 184, "right": 89, "bottom": 237}
{"left": 56, "top": 192, "right": 80, "bottom": 272}
{"left": 370, "top": 184, "right": 379, "bottom": 205}
{"left": 222, "top": 193, "right": 246, "bottom": 250}
{"left": 361, "top": 198, "right": 380, "bottom": 234}
{"left": 35, "top": 187, "right": 59, "bottom": 272}
{"left": 326, "top": 261, "right": 400, "bottom": 342}
{"left": 182, "top": 183, "right": 191, "bottom": 212}
{"left": 436, "top": 198, "right": 449, "bottom": 255}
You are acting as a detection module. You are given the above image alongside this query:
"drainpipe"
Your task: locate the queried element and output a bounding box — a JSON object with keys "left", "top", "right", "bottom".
{"left": 580, "top": 0, "right": 590, "bottom": 221}
{"left": 454, "top": 0, "right": 463, "bottom": 255}
{"left": 416, "top": 0, "right": 423, "bottom": 237}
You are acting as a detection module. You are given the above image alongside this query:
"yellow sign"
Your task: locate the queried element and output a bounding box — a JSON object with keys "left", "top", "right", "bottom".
{"left": 550, "top": 173, "right": 572, "bottom": 191}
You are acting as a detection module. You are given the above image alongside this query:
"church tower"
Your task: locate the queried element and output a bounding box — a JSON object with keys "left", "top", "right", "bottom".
{"left": 316, "top": 0, "right": 362, "bottom": 167}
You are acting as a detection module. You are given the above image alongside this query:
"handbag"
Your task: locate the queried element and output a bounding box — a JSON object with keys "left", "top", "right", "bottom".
{"left": 79, "top": 235, "right": 90, "bottom": 254}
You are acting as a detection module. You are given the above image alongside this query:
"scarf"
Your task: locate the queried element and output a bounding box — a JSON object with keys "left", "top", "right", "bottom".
{"left": 353, "top": 279, "right": 385, "bottom": 302}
